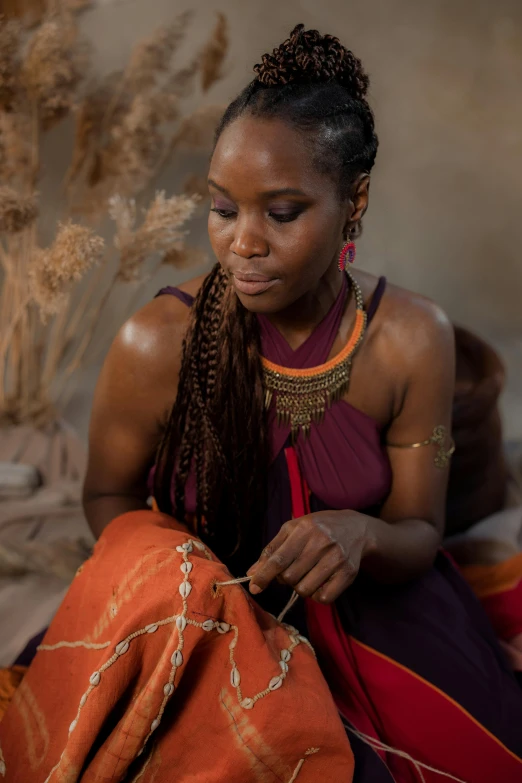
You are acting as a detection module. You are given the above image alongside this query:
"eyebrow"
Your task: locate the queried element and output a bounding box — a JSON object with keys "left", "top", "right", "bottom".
{"left": 207, "top": 179, "right": 307, "bottom": 198}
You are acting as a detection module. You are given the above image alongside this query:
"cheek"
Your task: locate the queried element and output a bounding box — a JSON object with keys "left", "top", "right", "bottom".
{"left": 280, "top": 218, "right": 335, "bottom": 280}
{"left": 207, "top": 215, "right": 231, "bottom": 258}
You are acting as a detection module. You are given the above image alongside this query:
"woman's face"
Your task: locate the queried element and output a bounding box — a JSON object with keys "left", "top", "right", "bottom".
{"left": 207, "top": 115, "right": 355, "bottom": 314}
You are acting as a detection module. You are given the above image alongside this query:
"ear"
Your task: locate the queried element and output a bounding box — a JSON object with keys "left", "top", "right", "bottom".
{"left": 343, "top": 174, "right": 370, "bottom": 237}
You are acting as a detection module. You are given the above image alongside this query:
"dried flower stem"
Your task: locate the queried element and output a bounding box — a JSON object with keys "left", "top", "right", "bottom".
{"left": 54, "top": 270, "right": 119, "bottom": 400}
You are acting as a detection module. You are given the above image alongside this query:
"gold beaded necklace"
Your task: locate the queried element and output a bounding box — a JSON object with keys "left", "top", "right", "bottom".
{"left": 262, "top": 269, "right": 367, "bottom": 439}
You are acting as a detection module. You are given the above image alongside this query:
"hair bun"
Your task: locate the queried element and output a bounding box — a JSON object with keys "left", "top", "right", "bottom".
{"left": 253, "top": 24, "right": 369, "bottom": 101}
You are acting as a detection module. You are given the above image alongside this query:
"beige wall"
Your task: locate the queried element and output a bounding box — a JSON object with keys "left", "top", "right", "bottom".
{"left": 65, "top": 0, "right": 522, "bottom": 435}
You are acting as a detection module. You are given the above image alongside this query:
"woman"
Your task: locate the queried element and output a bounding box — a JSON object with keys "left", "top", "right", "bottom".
{"left": 82, "top": 25, "right": 522, "bottom": 781}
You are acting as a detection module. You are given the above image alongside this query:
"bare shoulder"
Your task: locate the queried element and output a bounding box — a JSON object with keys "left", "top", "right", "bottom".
{"left": 354, "top": 268, "right": 455, "bottom": 368}
{"left": 115, "top": 273, "right": 208, "bottom": 370}
{"left": 95, "top": 273, "right": 209, "bottom": 422}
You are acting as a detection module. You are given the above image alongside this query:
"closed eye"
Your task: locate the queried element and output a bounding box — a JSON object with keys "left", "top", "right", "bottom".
{"left": 210, "top": 208, "right": 301, "bottom": 223}
{"left": 210, "top": 208, "right": 236, "bottom": 219}
{"left": 270, "top": 212, "right": 301, "bottom": 223}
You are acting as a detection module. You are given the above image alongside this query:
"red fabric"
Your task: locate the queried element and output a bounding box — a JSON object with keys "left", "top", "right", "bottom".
{"left": 285, "top": 446, "right": 311, "bottom": 518}
{"left": 460, "top": 553, "right": 522, "bottom": 650}
{"left": 307, "top": 601, "right": 522, "bottom": 783}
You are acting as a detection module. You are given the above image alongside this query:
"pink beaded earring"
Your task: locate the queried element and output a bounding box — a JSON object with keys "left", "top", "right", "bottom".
{"left": 338, "top": 237, "right": 356, "bottom": 272}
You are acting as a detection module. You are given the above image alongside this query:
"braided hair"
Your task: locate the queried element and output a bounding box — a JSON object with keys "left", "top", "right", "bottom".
{"left": 154, "top": 24, "right": 379, "bottom": 573}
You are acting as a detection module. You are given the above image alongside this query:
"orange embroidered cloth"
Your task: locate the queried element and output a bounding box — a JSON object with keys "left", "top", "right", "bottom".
{"left": 0, "top": 510, "right": 354, "bottom": 782}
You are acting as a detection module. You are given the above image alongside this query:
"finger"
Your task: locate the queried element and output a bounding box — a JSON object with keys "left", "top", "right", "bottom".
{"left": 279, "top": 539, "right": 336, "bottom": 588}
{"left": 312, "top": 564, "right": 358, "bottom": 604}
{"left": 247, "top": 524, "right": 292, "bottom": 576}
{"left": 249, "top": 527, "right": 309, "bottom": 594}
{"left": 292, "top": 548, "right": 345, "bottom": 598}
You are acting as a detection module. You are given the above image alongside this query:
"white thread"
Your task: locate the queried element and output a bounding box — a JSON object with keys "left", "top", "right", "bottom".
{"left": 287, "top": 758, "right": 305, "bottom": 783}
{"left": 287, "top": 748, "right": 320, "bottom": 783}
{"left": 131, "top": 746, "right": 153, "bottom": 782}
{"left": 345, "top": 725, "right": 469, "bottom": 783}
{"left": 277, "top": 591, "right": 299, "bottom": 623}
{"left": 38, "top": 640, "right": 111, "bottom": 652}
{"left": 215, "top": 575, "right": 252, "bottom": 586}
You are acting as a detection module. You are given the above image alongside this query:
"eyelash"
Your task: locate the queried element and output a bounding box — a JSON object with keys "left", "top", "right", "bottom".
{"left": 210, "top": 208, "right": 300, "bottom": 224}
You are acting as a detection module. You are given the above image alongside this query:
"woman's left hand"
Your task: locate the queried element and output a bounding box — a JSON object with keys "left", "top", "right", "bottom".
{"left": 247, "top": 510, "right": 376, "bottom": 604}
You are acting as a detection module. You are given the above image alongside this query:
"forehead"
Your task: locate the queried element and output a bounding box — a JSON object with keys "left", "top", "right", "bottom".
{"left": 209, "top": 116, "right": 328, "bottom": 195}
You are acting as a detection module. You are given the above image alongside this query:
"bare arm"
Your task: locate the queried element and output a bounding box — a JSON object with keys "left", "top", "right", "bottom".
{"left": 362, "top": 298, "right": 456, "bottom": 581}
{"left": 83, "top": 296, "right": 188, "bottom": 538}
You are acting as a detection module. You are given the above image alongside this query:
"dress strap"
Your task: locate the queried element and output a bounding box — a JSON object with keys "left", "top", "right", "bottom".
{"left": 155, "top": 286, "right": 194, "bottom": 307}
{"left": 366, "top": 276, "right": 386, "bottom": 325}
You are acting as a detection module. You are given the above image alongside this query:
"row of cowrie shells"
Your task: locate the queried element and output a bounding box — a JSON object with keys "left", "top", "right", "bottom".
{"left": 54, "top": 538, "right": 205, "bottom": 778}
{"left": 236, "top": 643, "right": 298, "bottom": 710}
{"left": 147, "top": 538, "right": 204, "bottom": 738}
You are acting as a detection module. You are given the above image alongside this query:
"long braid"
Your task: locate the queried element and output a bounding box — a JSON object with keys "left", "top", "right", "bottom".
{"left": 155, "top": 24, "right": 379, "bottom": 573}
{"left": 155, "top": 264, "right": 268, "bottom": 571}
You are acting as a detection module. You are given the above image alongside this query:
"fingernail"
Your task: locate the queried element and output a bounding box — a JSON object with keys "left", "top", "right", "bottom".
{"left": 249, "top": 584, "right": 261, "bottom": 595}
{"left": 247, "top": 561, "right": 259, "bottom": 576}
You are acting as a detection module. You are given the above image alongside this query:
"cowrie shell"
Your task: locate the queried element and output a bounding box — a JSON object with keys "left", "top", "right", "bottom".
{"left": 146, "top": 624, "right": 158, "bottom": 634}
{"left": 230, "top": 668, "right": 241, "bottom": 688}
{"left": 151, "top": 719, "right": 160, "bottom": 732}
{"left": 180, "top": 562, "right": 193, "bottom": 574}
{"left": 181, "top": 542, "right": 193, "bottom": 553}
{"left": 69, "top": 720, "right": 77, "bottom": 733}
{"left": 171, "top": 650, "right": 183, "bottom": 667}
{"left": 179, "top": 582, "right": 192, "bottom": 599}
{"left": 281, "top": 649, "right": 291, "bottom": 662}
{"left": 241, "top": 698, "right": 254, "bottom": 710}
{"left": 217, "top": 622, "right": 230, "bottom": 634}
{"left": 163, "top": 683, "right": 174, "bottom": 696}
{"left": 280, "top": 661, "right": 288, "bottom": 673}
{"left": 202, "top": 619, "right": 214, "bottom": 631}
{"left": 176, "top": 615, "right": 187, "bottom": 631}
{"left": 89, "top": 671, "right": 101, "bottom": 686}
{"left": 116, "top": 641, "right": 129, "bottom": 655}
{"left": 269, "top": 676, "right": 283, "bottom": 691}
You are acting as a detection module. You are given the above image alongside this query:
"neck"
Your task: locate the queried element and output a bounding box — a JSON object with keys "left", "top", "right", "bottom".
{"left": 264, "top": 262, "right": 344, "bottom": 349}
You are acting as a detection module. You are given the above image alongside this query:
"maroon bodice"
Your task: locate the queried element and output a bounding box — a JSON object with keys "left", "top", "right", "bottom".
{"left": 155, "top": 274, "right": 392, "bottom": 517}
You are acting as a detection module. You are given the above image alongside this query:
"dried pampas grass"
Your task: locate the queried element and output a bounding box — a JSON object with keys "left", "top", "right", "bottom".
{"left": 29, "top": 223, "right": 105, "bottom": 317}
{"left": 20, "top": 13, "right": 85, "bottom": 128}
{"left": 0, "top": 5, "right": 229, "bottom": 427}
{"left": 0, "top": 110, "right": 32, "bottom": 184}
{"left": 0, "top": 19, "right": 21, "bottom": 110}
{"left": 112, "top": 191, "right": 200, "bottom": 281}
{"left": 0, "top": 187, "right": 38, "bottom": 234}
{"left": 124, "top": 10, "right": 193, "bottom": 91}
{"left": 200, "top": 12, "right": 228, "bottom": 92}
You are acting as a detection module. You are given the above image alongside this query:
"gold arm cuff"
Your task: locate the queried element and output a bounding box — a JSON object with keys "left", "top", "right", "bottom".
{"left": 387, "top": 425, "right": 455, "bottom": 469}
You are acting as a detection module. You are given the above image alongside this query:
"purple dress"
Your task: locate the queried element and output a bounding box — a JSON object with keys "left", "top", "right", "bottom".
{"left": 155, "top": 278, "right": 522, "bottom": 781}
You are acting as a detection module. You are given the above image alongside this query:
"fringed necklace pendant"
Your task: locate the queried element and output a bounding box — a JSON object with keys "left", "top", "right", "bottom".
{"left": 261, "top": 270, "right": 367, "bottom": 440}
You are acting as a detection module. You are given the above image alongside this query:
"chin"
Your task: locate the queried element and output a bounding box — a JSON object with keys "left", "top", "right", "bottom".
{"left": 233, "top": 288, "right": 288, "bottom": 315}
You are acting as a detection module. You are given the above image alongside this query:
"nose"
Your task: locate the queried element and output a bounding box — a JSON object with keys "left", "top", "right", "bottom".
{"left": 230, "top": 215, "right": 269, "bottom": 259}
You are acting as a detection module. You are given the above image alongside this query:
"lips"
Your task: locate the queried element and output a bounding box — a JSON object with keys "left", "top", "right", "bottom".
{"left": 232, "top": 271, "right": 278, "bottom": 296}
